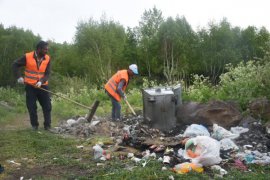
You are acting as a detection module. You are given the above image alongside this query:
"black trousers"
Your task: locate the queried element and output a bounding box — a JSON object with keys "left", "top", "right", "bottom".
{"left": 25, "top": 85, "right": 51, "bottom": 128}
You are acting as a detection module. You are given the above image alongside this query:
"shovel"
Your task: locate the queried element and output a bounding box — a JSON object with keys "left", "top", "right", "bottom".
{"left": 27, "top": 83, "right": 99, "bottom": 122}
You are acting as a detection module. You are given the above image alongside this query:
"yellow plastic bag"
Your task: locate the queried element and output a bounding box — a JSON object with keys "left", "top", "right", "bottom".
{"left": 173, "top": 162, "right": 204, "bottom": 174}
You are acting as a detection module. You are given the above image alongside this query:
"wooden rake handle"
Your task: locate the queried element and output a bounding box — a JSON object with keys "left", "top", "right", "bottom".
{"left": 26, "top": 83, "right": 91, "bottom": 110}
{"left": 124, "top": 99, "right": 136, "bottom": 116}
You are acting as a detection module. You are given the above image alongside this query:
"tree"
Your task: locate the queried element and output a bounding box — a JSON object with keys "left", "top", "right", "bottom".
{"left": 137, "top": 6, "right": 164, "bottom": 77}
{"left": 0, "top": 25, "right": 40, "bottom": 86}
{"left": 122, "top": 27, "right": 139, "bottom": 66}
{"left": 74, "top": 15, "right": 126, "bottom": 84}
{"left": 158, "top": 16, "right": 198, "bottom": 84}
{"left": 197, "top": 19, "right": 242, "bottom": 83}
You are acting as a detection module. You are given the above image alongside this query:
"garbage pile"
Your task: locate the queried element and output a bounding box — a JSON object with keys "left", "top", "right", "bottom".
{"left": 51, "top": 114, "right": 270, "bottom": 177}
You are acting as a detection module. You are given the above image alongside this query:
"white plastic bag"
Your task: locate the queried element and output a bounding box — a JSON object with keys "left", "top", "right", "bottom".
{"left": 183, "top": 124, "right": 210, "bottom": 137}
{"left": 93, "top": 144, "right": 104, "bottom": 159}
{"left": 211, "top": 124, "right": 239, "bottom": 140}
{"left": 230, "top": 126, "right": 249, "bottom": 135}
{"left": 183, "top": 136, "right": 222, "bottom": 166}
{"left": 220, "top": 138, "right": 239, "bottom": 151}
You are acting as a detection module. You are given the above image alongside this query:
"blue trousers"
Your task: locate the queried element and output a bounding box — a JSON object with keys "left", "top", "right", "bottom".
{"left": 110, "top": 96, "right": 121, "bottom": 120}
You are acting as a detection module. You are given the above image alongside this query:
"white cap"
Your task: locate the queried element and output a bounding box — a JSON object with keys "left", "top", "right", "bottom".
{"left": 129, "top": 64, "right": 139, "bottom": 75}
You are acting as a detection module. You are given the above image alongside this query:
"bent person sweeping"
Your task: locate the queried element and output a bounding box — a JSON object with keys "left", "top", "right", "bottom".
{"left": 105, "top": 64, "right": 139, "bottom": 121}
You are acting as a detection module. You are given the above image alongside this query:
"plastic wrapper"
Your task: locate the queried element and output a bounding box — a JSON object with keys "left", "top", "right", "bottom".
{"left": 183, "top": 124, "right": 210, "bottom": 137}
{"left": 184, "top": 136, "right": 222, "bottom": 166}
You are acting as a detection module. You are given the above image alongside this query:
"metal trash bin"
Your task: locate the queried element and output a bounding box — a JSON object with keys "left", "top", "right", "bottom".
{"left": 142, "top": 84, "right": 181, "bottom": 131}
{"left": 172, "top": 84, "right": 182, "bottom": 107}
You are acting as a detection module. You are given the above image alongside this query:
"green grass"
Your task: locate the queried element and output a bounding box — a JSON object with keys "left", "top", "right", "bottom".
{"left": 1, "top": 128, "right": 270, "bottom": 179}
{"left": 1, "top": 83, "right": 270, "bottom": 179}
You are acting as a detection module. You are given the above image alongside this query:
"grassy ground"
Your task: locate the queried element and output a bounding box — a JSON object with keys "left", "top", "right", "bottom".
{"left": 1, "top": 112, "right": 270, "bottom": 180}
{"left": 1, "top": 86, "right": 270, "bottom": 179}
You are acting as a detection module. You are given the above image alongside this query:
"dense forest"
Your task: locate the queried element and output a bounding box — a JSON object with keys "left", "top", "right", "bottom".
{"left": 1, "top": 7, "right": 270, "bottom": 88}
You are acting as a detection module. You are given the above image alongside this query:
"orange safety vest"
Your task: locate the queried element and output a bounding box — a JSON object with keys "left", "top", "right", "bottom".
{"left": 24, "top": 51, "right": 50, "bottom": 85}
{"left": 105, "top": 70, "right": 129, "bottom": 102}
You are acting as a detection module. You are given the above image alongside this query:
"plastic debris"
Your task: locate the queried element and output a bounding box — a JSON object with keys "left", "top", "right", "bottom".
{"left": 183, "top": 124, "right": 210, "bottom": 137}
{"left": 244, "top": 154, "right": 254, "bottom": 164}
{"left": 131, "top": 157, "right": 141, "bottom": 163}
{"left": 173, "top": 162, "right": 204, "bottom": 174}
{"left": 230, "top": 126, "right": 249, "bottom": 135}
{"left": 212, "top": 124, "right": 239, "bottom": 140}
{"left": 66, "top": 119, "right": 77, "bottom": 126}
{"left": 211, "top": 165, "right": 228, "bottom": 177}
{"left": 76, "top": 145, "right": 84, "bottom": 149}
{"left": 161, "top": 166, "right": 167, "bottom": 171}
{"left": 7, "top": 160, "right": 21, "bottom": 166}
{"left": 220, "top": 138, "right": 239, "bottom": 151}
{"left": 127, "top": 153, "right": 134, "bottom": 158}
{"left": 142, "top": 150, "right": 150, "bottom": 159}
{"left": 93, "top": 144, "right": 104, "bottom": 160}
{"left": 184, "top": 136, "right": 222, "bottom": 166}
{"left": 163, "top": 156, "right": 170, "bottom": 164}
{"left": 233, "top": 159, "right": 248, "bottom": 171}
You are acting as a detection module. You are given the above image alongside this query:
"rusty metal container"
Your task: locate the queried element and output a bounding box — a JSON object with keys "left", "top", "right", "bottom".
{"left": 142, "top": 84, "right": 182, "bottom": 131}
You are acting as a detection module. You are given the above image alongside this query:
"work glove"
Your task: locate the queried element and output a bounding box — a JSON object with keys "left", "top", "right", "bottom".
{"left": 35, "top": 81, "right": 42, "bottom": 87}
{"left": 17, "top": 77, "right": 24, "bottom": 84}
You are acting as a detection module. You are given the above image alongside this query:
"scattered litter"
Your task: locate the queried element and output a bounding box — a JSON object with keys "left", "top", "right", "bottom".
{"left": 7, "top": 160, "right": 21, "bottom": 166}
{"left": 243, "top": 145, "right": 253, "bottom": 150}
{"left": 76, "top": 145, "right": 84, "bottom": 149}
{"left": 173, "top": 162, "right": 203, "bottom": 174}
{"left": 163, "top": 156, "right": 170, "bottom": 164}
{"left": 184, "top": 136, "right": 222, "bottom": 166}
{"left": 161, "top": 166, "right": 167, "bottom": 171}
{"left": 49, "top": 109, "right": 270, "bottom": 177}
{"left": 93, "top": 144, "right": 104, "bottom": 160}
{"left": 142, "top": 150, "right": 150, "bottom": 159}
{"left": 153, "top": 145, "right": 166, "bottom": 152}
{"left": 131, "top": 157, "right": 141, "bottom": 163}
{"left": 164, "top": 147, "right": 174, "bottom": 155}
{"left": 233, "top": 159, "right": 248, "bottom": 171}
{"left": 212, "top": 124, "right": 239, "bottom": 140}
{"left": 150, "top": 152, "right": 156, "bottom": 158}
{"left": 230, "top": 126, "right": 249, "bottom": 134}
{"left": 183, "top": 124, "right": 210, "bottom": 137}
{"left": 211, "top": 165, "right": 228, "bottom": 177}
{"left": 142, "top": 159, "right": 150, "bottom": 167}
{"left": 127, "top": 153, "right": 134, "bottom": 158}
{"left": 90, "top": 120, "right": 100, "bottom": 126}
{"left": 220, "top": 138, "right": 239, "bottom": 151}
{"left": 67, "top": 119, "right": 77, "bottom": 126}
{"left": 96, "top": 163, "right": 105, "bottom": 166}
{"left": 244, "top": 154, "right": 254, "bottom": 164}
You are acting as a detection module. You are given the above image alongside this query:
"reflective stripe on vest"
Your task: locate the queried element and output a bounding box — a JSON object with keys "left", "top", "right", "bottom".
{"left": 24, "top": 51, "right": 50, "bottom": 85}
{"left": 104, "top": 70, "right": 129, "bottom": 102}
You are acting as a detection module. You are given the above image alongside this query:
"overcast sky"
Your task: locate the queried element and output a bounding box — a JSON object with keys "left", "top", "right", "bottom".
{"left": 0, "top": 0, "right": 269, "bottom": 43}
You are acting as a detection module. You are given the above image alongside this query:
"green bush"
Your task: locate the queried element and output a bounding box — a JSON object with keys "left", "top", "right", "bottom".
{"left": 217, "top": 60, "right": 270, "bottom": 109}
{"left": 184, "top": 74, "right": 216, "bottom": 102}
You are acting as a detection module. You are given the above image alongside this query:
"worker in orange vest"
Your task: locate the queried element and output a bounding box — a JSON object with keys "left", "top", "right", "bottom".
{"left": 12, "top": 41, "right": 52, "bottom": 131}
{"left": 105, "top": 64, "right": 139, "bottom": 121}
